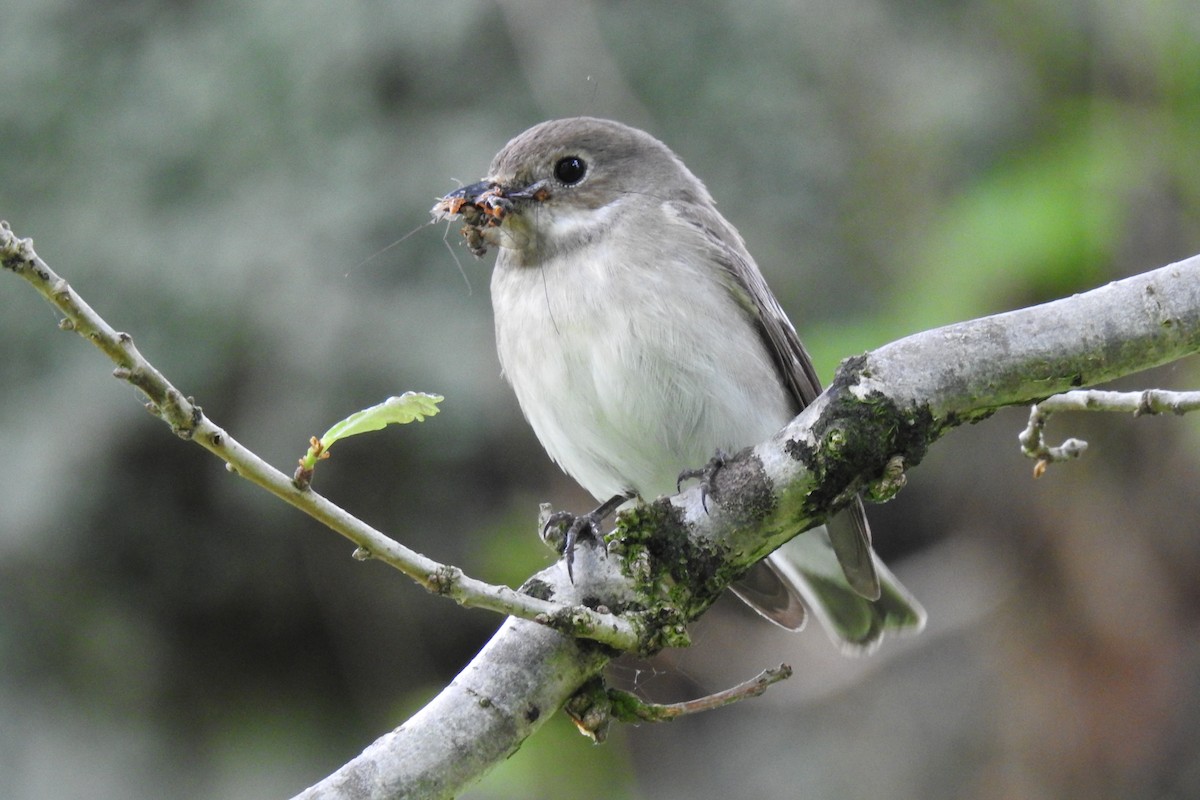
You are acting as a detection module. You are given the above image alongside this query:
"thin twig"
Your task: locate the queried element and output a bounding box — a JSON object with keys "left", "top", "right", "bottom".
{"left": 1019, "top": 388, "right": 1200, "bottom": 477}
{"left": 564, "top": 664, "right": 794, "bottom": 742}
{"left": 611, "top": 663, "right": 794, "bottom": 721}
{"left": 1034, "top": 388, "right": 1200, "bottom": 416}
{"left": 0, "top": 221, "right": 640, "bottom": 651}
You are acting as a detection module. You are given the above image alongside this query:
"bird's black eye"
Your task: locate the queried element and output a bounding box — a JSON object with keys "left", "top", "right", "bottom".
{"left": 553, "top": 156, "right": 587, "bottom": 185}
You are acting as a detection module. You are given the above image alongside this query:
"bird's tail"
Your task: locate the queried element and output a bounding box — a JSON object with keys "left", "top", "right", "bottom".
{"left": 730, "top": 519, "right": 925, "bottom": 655}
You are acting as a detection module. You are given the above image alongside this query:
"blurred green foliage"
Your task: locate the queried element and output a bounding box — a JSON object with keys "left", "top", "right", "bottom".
{"left": 3, "top": 1, "right": 1200, "bottom": 799}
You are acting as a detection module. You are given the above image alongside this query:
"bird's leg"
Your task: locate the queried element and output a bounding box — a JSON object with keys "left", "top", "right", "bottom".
{"left": 676, "top": 449, "right": 729, "bottom": 513}
{"left": 542, "top": 492, "right": 632, "bottom": 581}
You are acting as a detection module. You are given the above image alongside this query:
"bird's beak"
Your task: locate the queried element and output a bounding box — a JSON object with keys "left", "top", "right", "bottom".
{"left": 432, "top": 178, "right": 550, "bottom": 256}
{"left": 433, "top": 180, "right": 506, "bottom": 223}
{"left": 442, "top": 180, "right": 501, "bottom": 207}
{"left": 434, "top": 179, "right": 552, "bottom": 220}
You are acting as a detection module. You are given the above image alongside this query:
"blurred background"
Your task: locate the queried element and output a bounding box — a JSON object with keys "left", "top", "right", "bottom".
{"left": 3, "top": 1, "right": 1200, "bottom": 798}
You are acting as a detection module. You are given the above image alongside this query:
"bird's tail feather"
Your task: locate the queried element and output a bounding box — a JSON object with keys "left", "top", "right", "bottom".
{"left": 731, "top": 521, "right": 925, "bottom": 655}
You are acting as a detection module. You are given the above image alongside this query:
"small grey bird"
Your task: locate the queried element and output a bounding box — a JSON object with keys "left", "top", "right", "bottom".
{"left": 438, "top": 117, "right": 924, "bottom": 653}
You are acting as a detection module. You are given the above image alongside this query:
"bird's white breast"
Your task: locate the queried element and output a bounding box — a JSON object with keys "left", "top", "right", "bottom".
{"left": 490, "top": 206, "right": 795, "bottom": 503}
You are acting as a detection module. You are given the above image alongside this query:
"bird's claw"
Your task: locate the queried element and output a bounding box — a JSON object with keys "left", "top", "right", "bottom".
{"left": 676, "top": 450, "right": 729, "bottom": 513}
{"left": 540, "top": 493, "right": 631, "bottom": 582}
{"left": 542, "top": 509, "right": 605, "bottom": 582}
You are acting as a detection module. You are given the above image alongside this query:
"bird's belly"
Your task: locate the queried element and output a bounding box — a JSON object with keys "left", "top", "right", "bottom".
{"left": 492, "top": 256, "right": 794, "bottom": 502}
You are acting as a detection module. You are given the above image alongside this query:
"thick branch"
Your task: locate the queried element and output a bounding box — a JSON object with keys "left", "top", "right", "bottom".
{"left": 859, "top": 257, "right": 1200, "bottom": 419}
{"left": 653, "top": 255, "right": 1200, "bottom": 580}
{"left": 301, "top": 256, "right": 1200, "bottom": 799}
{"left": 296, "top": 616, "right": 611, "bottom": 799}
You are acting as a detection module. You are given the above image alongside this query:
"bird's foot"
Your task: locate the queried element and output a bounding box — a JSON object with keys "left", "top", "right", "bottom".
{"left": 676, "top": 450, "right": 729, "bottom": 513}
{"left": 541, "top": 493, "right": 630, "bottom": 581}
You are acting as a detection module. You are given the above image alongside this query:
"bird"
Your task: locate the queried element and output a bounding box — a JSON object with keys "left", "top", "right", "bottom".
{"left": 435, "top": 117, "right": 924, "bottom": 653}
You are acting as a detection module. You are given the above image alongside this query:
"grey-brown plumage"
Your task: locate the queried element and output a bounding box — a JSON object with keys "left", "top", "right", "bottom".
{"left": 445, "top": 117, "right": 924, "bottom": 652}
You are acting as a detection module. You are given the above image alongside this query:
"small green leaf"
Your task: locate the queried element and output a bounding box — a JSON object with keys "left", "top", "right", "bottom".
{"left": 294, "top": 392, "right": 443, "bottom": 489}
{"left": 320, "top": 392, "right": 443, "bottom": 446}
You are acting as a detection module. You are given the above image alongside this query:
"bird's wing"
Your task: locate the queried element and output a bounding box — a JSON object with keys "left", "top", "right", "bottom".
{"left": 683, "top": 207, "right": 881, "bottom": 599}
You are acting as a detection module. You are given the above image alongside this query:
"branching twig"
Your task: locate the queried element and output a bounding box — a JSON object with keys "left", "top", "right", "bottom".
{"left": 1018, "top": 405, "right": 1090, "bottom": 476}
{"left": 613, "top": 663, "right": 794, "bottom": 721}
{"left": 1019, "top": 389, "right": 1200, "bottom": 476}
{"left": 563, "top": 664, "right": 794, "bottom": 742}
{"left": 0, "top": 221, "right": 640, "bottom": 651}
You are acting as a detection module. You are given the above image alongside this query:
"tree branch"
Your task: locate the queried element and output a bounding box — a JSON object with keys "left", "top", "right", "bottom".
{"left": 566, "top": 663, "right": 795, "bottom": 740}
{"left": 0, "top": 222, "right": 639, "bottom": 651}
{"left": 6, "top": 219, "right": 1199, "bottom": 798}
{"left": 615, "top": 255, "right": 1200, "bottom": 602}
{"left": 310, "top": 254, "right": 1197, "bottom": 800}
{"left": 1019, "top": 388, "right": 1200, "bottom": 474}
